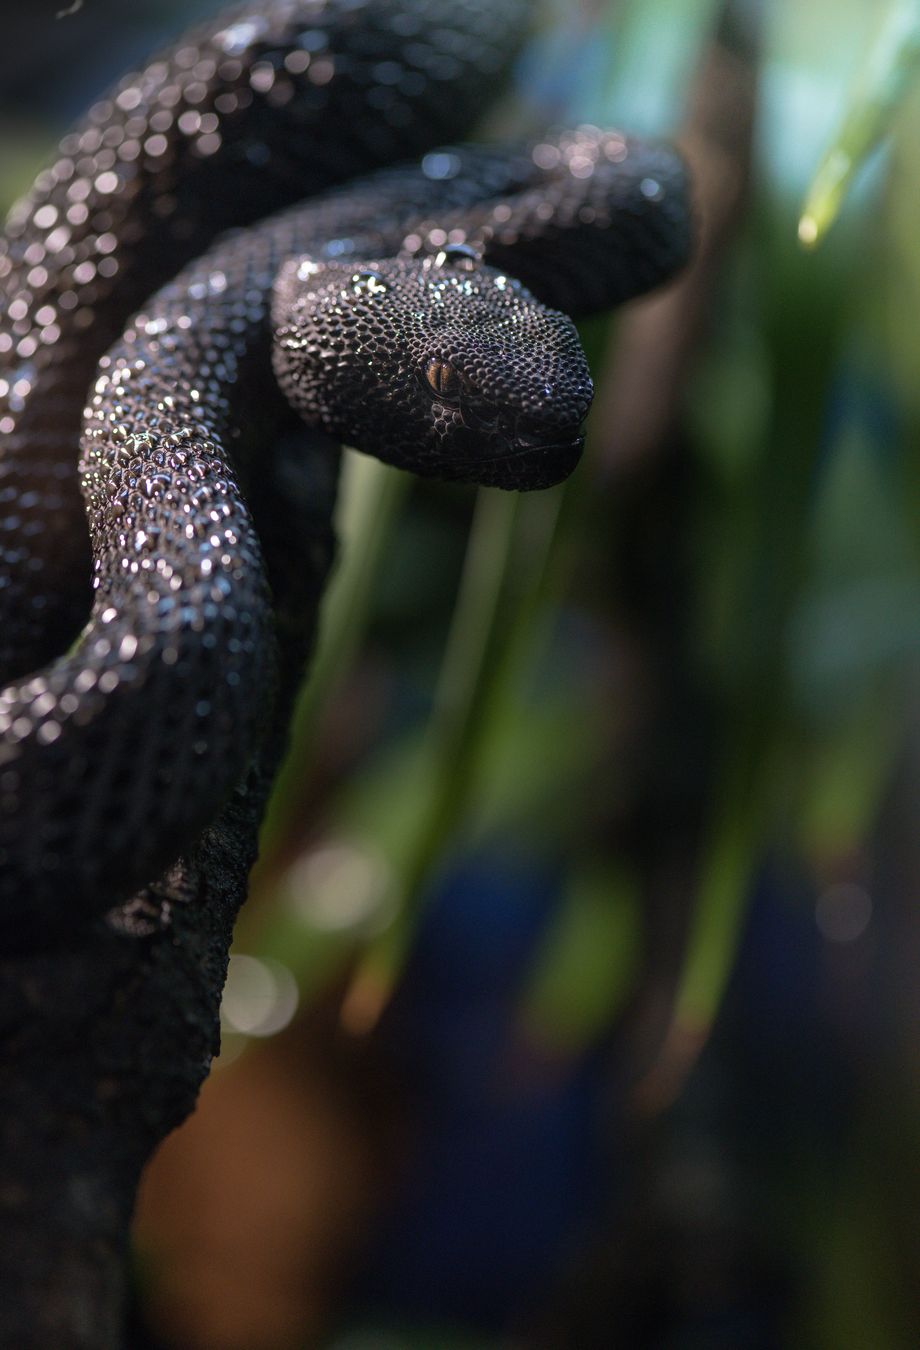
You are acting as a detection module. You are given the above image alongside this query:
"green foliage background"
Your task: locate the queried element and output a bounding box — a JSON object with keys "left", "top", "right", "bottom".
{"left": 4, "top": 0, "right": 920, "bottom": 1345}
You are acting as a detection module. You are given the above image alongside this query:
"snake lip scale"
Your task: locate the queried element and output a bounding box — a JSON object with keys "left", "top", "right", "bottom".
{"left": 0, "top": 0, "right": 692, "bottom": 948}
{"left": 448, "top": 435, "right": 586, "bottom": 476}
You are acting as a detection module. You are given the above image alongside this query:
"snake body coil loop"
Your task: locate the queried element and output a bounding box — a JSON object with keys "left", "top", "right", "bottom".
{"left": 0, "top": 1, "right": 692, "bottom": 946}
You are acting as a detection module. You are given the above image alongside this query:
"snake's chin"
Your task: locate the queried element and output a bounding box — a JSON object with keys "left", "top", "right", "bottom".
{"left": 458, "top": 433, "right": 585, "bottom": 490}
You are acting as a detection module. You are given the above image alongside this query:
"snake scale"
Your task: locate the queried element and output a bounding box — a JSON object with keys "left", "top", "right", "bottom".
{"left": 0, "top": 0, "right": 691, "bottom": 947}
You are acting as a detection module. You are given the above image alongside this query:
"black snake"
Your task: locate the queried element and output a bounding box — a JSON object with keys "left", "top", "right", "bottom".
{"left": 0, "top": 0, "right": 691, "bottom": 946}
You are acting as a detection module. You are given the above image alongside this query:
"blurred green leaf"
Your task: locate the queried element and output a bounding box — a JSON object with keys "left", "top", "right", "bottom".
{"left": 800, "top": 0, "right": 920, "bottom": 246}
{"left": 0, "top": 134, "right": 49, "bottom": 211}
{"left": 589, "top": 0, "right": 722, "bottom": 132}
{"left": 517, "top": 858, "right": 641, "bottom": 1055}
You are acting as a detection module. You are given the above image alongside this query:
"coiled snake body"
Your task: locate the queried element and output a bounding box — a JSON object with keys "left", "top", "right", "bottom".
{"left": 0, "top": 0, "right": 690, "bottom": 945}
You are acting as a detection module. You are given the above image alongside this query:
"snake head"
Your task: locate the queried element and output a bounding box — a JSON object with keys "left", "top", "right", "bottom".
{"left": 272, "top": 248, "right": 593, "bottom": 490}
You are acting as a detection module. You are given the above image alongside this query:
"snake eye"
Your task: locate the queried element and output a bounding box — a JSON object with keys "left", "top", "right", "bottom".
{"left": 425, "top": 358, "right": 461, "bottom": 401}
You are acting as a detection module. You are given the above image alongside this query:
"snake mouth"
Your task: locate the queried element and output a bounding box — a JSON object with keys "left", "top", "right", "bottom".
{"left": 511, "top": 432, "right": 585, "bottom": 458}
{"left": 455, "top": 432, "right": 585, "bottom": 489}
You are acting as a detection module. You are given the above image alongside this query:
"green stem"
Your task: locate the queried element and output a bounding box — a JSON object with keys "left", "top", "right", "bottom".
{"left": 260, "top": 453, "right": 408, "bottom": 856}
{"left": 341, "top": 483, "right": 569, "bottom": 1025}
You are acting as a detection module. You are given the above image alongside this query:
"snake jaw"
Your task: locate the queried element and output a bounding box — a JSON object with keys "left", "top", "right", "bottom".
{"left": 482, "top": 438, "right": 586, "bottom": 490}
